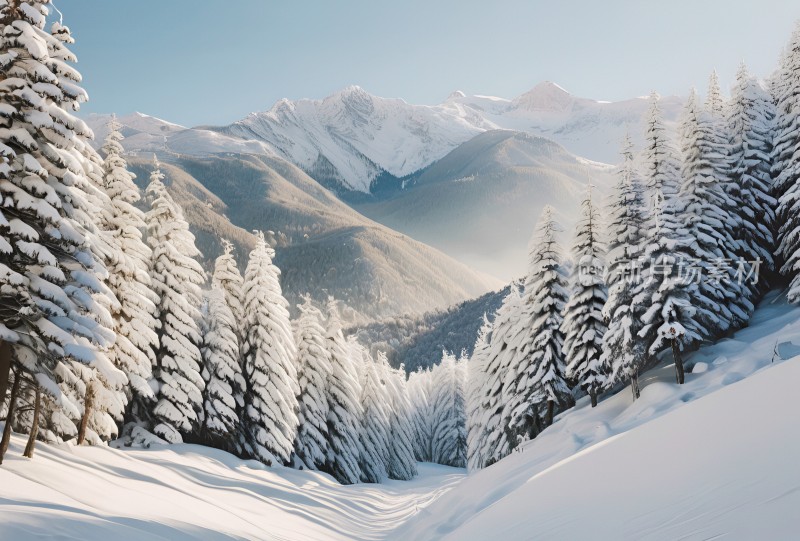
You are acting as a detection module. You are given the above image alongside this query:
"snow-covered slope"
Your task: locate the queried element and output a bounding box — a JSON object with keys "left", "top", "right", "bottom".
{"left": 216, "top": 82, "right": 682, "bottom": 192}
{"left": 398, "top": 292, "right": 800, "bottom": 540}
{"left": 0, "top": 439, "right": 463, "bottom": 541}
{"left": 2, "top": 294, "right": 798, "bottom": 540}
{"left": 85, "top": 112, "right": 278, "bottom": 157}
{"left": 354, "top": 130, "right": 616, "bottom": 280}
{"left": 122, "top": 153, "right": 501, "bottom": 323}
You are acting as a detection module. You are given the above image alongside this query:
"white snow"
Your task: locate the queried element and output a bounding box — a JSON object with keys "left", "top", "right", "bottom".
{"left": 0, "top": 438, "right": 463, "bottom": 541}
{"left": 2, "top": 293, "right": 798, "bottom": 539}
{"left": 400, "top": 291, "right": 800, "bottom": 539}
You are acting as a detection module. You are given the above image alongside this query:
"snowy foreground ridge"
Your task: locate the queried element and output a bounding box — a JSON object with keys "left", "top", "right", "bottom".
{"left": 2, "top": 294, "right": 799, "bottom": 540}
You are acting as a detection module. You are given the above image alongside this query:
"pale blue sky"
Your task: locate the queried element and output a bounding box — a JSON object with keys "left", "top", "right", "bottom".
{"left": 58, "top": 0, "right": 799, "bottom": 127}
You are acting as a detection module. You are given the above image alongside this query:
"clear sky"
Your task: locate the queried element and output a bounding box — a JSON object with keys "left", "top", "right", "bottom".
{"left": 58, "top": 0, "right": 799, "bottom": 127}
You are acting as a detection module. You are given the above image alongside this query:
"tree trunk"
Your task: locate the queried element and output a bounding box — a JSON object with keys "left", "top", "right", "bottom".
{"left": 0, "top": 341, "right": 11, "bottom": 406}
{"left": 545, "top": 400, "right": 555, "bottom": 427}
{"left": 23, "top": 385, "right": 41, "bottom": 459}
{"left": 77, "top": 382, "right": 94, "bottom": 446}
{"left": 630, "top": 372, "right": 640, "bottom": 400}
{"left": 672, "top": 338, "right": 685, "bottom": 385}
{"left": 590, "top": 390, "right": 598, "bottom": 408}
{"left": 0, "top": 369, "right": 21, "bottom": 465}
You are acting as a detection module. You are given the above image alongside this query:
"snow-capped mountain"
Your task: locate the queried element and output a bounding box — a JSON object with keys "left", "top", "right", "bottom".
{"left": 86, "top": 112, "right": 278, "bottom": 157}
{"left": 354, "top": 130, "right": 615, "bottom": 280}
{"left": 213, "top": 82, "right": 682, "bottom": 192}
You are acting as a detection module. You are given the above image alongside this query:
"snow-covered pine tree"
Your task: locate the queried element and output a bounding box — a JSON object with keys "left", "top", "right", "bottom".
{"left": 406, "top": 367, "right": 432, "bottom": 462}
{"left": 323, "top": 301, "right": 363, "bottom": 484}
{"left": 200, "top": 285, "right": 244, "bottom": 452}
{"left": 384, "top": 359, "right": 418, "bottom": 480}
{"left": 466, "top": 314, "right": 491, "bottom": 471}
{"left": 240, "top": 231, "right": 299, "bottom": 465}
{"left": 601, "top": 136, "right": 649, "bottom": 399}
{"left": 361, "top": 348, "right": 390, "bottom": 483}
{"left": 476, "top": 285, "right": 522, "bottom": 466}
{"left": 773, "top": 25, "right": 800, "bottom": 302}
{"left": 292, "top": 295, "right": 332, "bottom": 470}
{"left": 0, "top": 0, "right": 122, "bottom": 458}
{"left": 212, "top": 239, "right": 245, "bottom": 344}
{"left": 145, "top": 159, "right": 206, "bottom": 443}
{"left": 562, "top": 186, "right": 608, "bottom": 407}
{"left": 430, "top": 351, "right": 467, "bottom": 468}
{"left": 100, "top": 117, "right": 160, "bottom": 432}
{"left": 678, "top": 88, "right": 742, "bottom": 337}
{"left": 704, "top": 72, "right": 755, "bottom": 327}
{"left": 706, "top": 70, "right": 725, "bottom": 117}
{"left": 358, "top": 347, "right": 391, "bottom": 482}
{"left": 728, "top": 63, "right": 777, "bottom": 300}
{"left": 47, "top": 19, "right": 129, "bottom": 448}
{"left": 636, "top": 191, "right": 701, "bottom": 386}
{"left": 505, "top": 206, "right": 571, "bottom": 437}
{"left": 642, "top": 92, "right": 681, "bottom": 213}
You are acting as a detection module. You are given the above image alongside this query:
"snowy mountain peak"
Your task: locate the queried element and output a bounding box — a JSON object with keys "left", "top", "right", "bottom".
{"left": 210, "top": 83, "right": 683, "bottom": 193}
{"left": 513, "top": 81, "right": 575, "bottom": 112}
{"left": 446, "top": 90, "right": 467, "bottom": 101}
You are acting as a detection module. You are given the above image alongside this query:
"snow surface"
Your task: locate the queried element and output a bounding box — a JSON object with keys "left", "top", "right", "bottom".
{"left": 0, "top": 437, "right": 463, "bottom": 540}
{"left": 400, "top": 291, "right": 800, "bottom": 540}
{"left": 2, "top": 293, "right": 798, "bottom": 540}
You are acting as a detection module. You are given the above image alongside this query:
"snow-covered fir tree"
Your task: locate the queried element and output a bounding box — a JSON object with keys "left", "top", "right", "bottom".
{"left": 705, "top": 70, "right": 725, "bottom": 117}
{"left": 678, "top": 89, "right": 741, "bottom": 336}
{"left": 475, "top": 285, "right": 522, "bottom": 466}
{"left": 100, "top": 117, "right": 159, "bottom": 432}
{"left": 292, "top": 296, "right": 332, "bottom": 470}
{"left": 642, "top": 92, "right": 681, "bottom": 212}
{"left": 601, "top": 136, "right": 649, "bottom": 399}
{"left": 211, "top": 239, "right": 245, "bottom": 345}
{"left": 323, "top": 302, "right": 363, "bottom": 484}
{"left": 773, "top": 25, "right": 800, "bottom": 302}
{"left": 466, "top": 314, "right": 492, "bottom": 471}
{"left": 636, "top": 191, "right": 700, "bottom": 387}
{"left": 0, "top": 0, "right": 121, "bottom": 458}
{"left": 430, "top": 351, "right": 467, "bottom": 468}
{"left": 384, "top": 359, "right": 418, "bottom": 480}
{"left": 728, "top": 63, "right": 777, "bottom": 300}
{"left": 200, "top": 285, "right": 244, "bottom": 452}
{"left": 359, "top": 347, "right": 391, "bottom": 482}
{"left": 50, "top": 21, "right": 128, "bottom": 448}
{"left": 504, "top": 206, "right": 571, "bottom": 438}
{"left": 145, "top": 160, "right": 206, "bottom": 443}
{"left": 406, "top": 367, "right": 432, "bottom": 462}
{"left": 562, "top": 187, "right": 608, "bottom": 407}
{"left": 240, "top": 231, "right": 299, "bottom": 465}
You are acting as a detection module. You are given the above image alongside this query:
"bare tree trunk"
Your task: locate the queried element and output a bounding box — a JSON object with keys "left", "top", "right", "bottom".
{"left": 590, "top": 390, "right": 598, "bottom": 408}
{"left": 545, "top": 400, "right": 555, "bottom": 427}
{"left": 77, "top": 382, "right": 94, "bottom": 446}
{"left": 672, "top": 338, "right": 685, "bottom": 385}
{"left": 630, "top": 372, "right": 640, "bottom": 400}
{"left": 23, "top": 385, "right": 41, "bottom": 459}
{"left": 0, "top": 369, "right": 21, "bottom": 465}
{"left": 0, "top": 341, "right": 11, "bottom": 406}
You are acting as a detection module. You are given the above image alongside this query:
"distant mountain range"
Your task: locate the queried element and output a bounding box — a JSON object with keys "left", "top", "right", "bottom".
{"left": 84, "top": 82, "right": 679, "bottom": 318}
{"left": 89, "top": 82, "right": 682, "bottom": 194}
